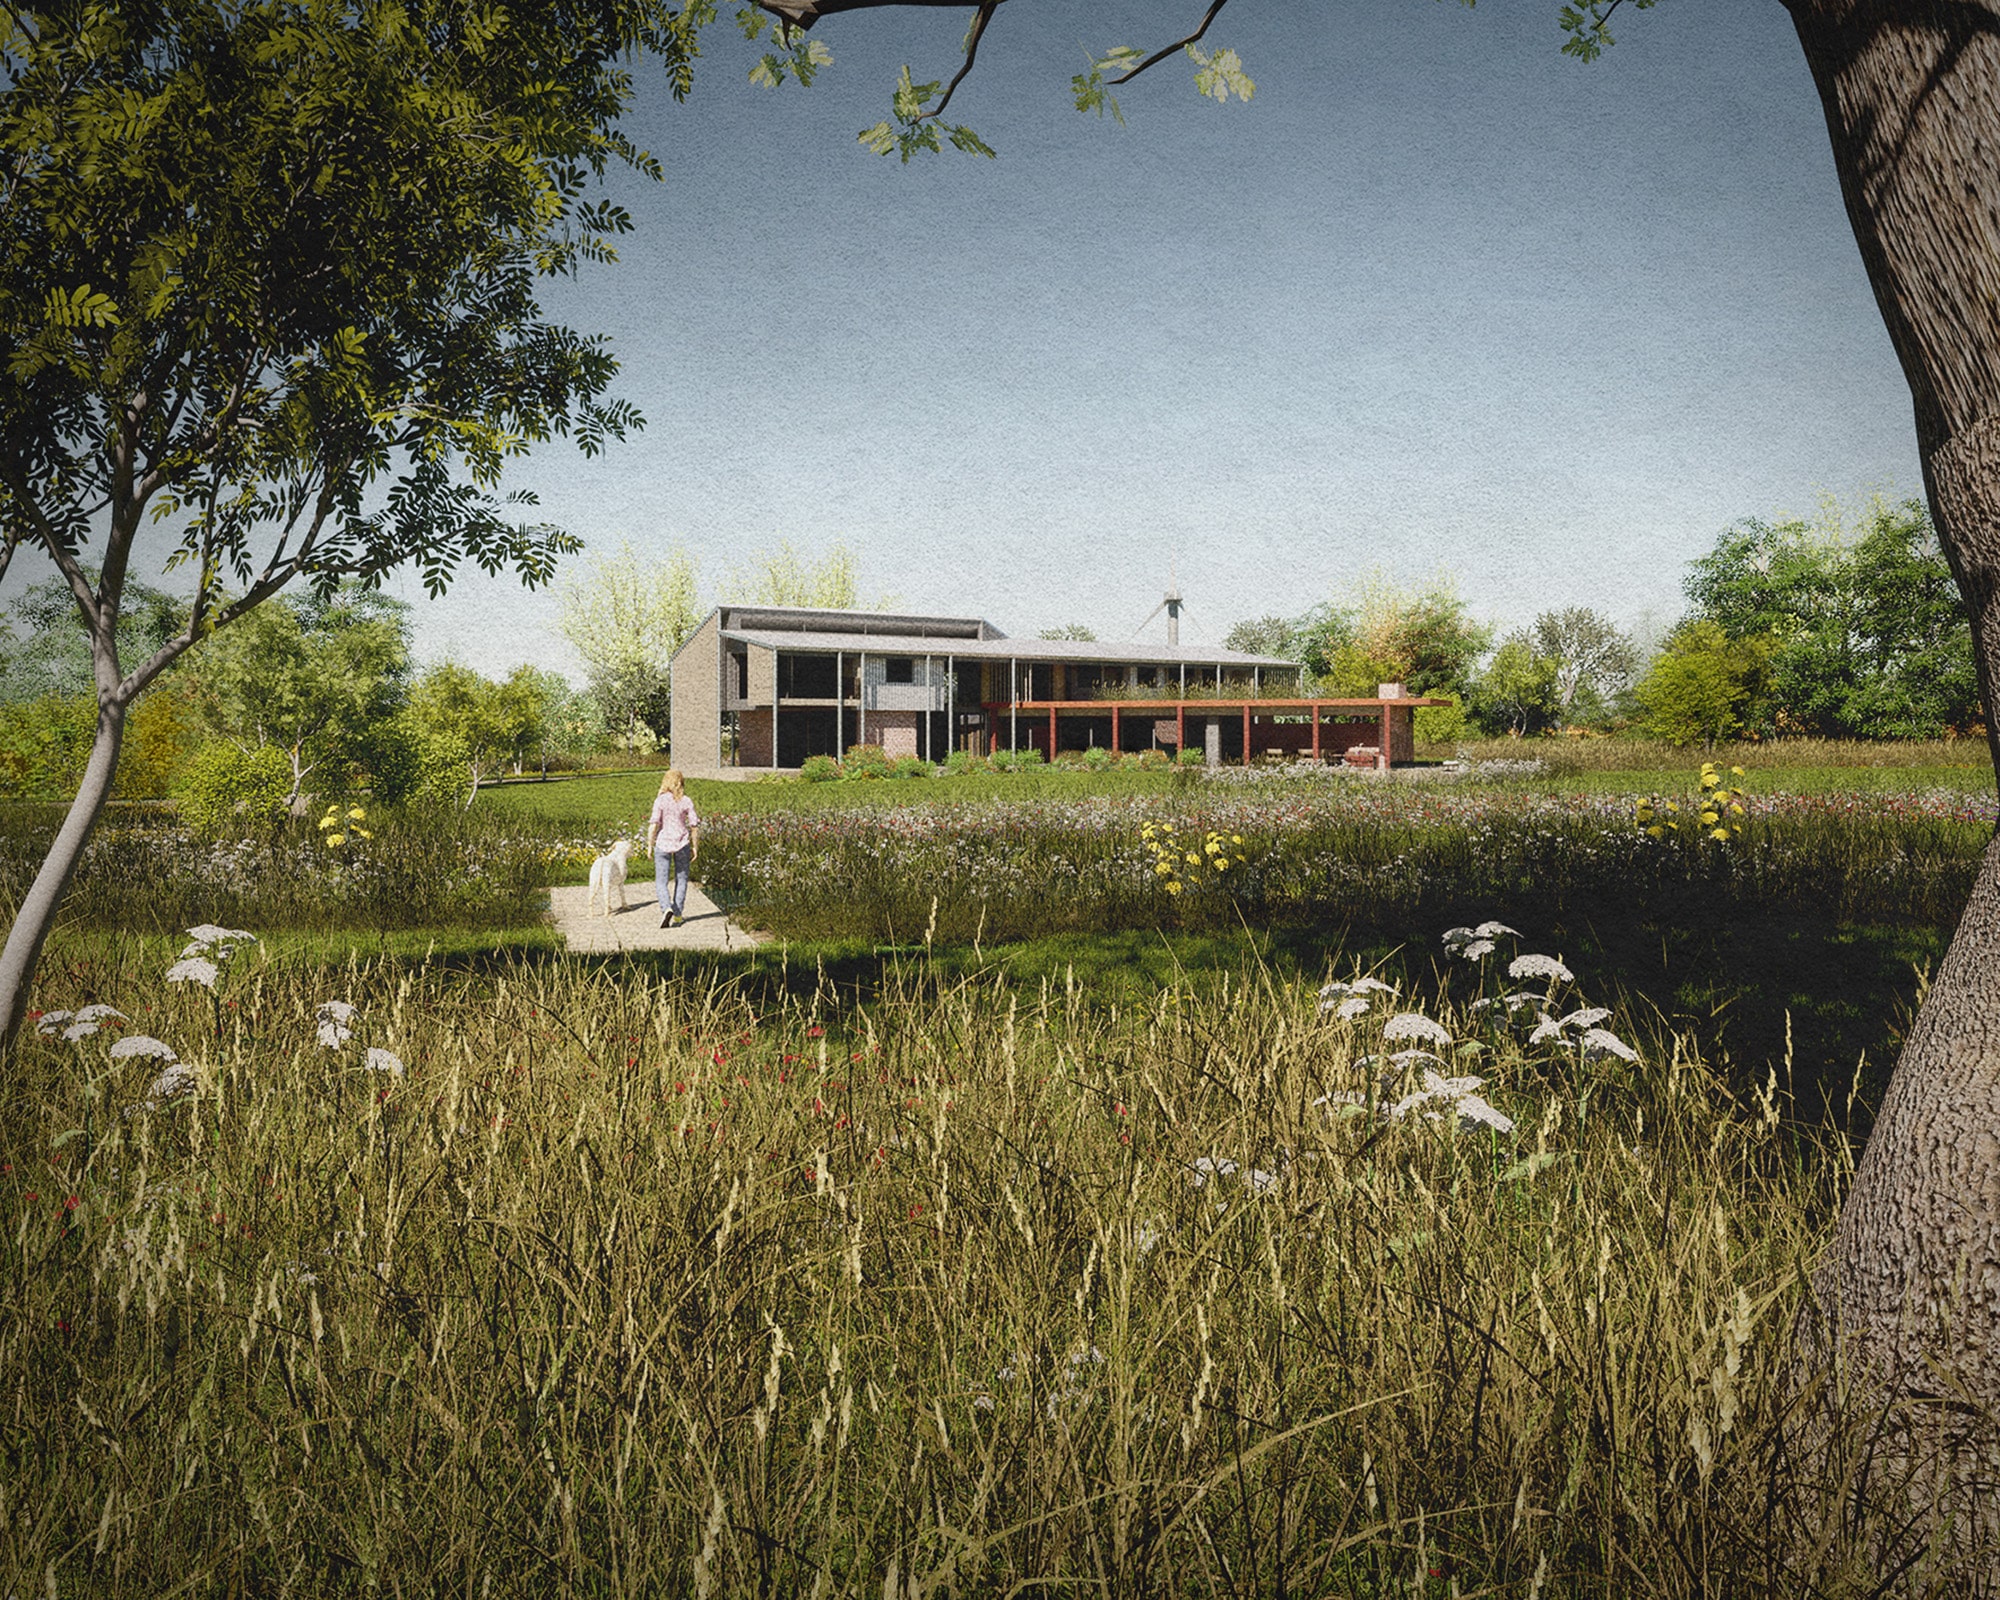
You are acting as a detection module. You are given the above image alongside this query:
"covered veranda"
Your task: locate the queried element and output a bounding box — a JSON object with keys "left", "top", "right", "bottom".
{"left": 977, "top": 695, "right": 1453, "bottom": 769}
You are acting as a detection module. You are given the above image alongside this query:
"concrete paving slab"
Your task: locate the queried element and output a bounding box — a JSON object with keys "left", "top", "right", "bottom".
{"left": 546, "top": 877, "right": 766, "bottom": 954}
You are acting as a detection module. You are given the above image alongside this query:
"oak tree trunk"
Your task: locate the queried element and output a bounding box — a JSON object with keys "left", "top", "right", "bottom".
{"left": 1785, "top": 0, "right": 2000, "bottom": 1554}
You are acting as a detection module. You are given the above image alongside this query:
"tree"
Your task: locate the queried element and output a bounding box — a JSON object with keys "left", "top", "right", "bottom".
{"left": 1681, "top": 500, "right": 1979, "bottom": 739}
{"left": 404, "top": 663, "right": 515, "bottom": 809}
{"left": 0, "top": 2, "right": 695, "bottom": 1045}
{"left": 1, "top": 575, "right": 190, "bottom": 703}
{"left": 555, "top": 540, "right": 701, "bottom": 749}
{"left": 1472, "top": 632, "right": 1562, "bottom": 737}
{"left": 1222, "top": 614, "right": 1302, "bottom": 660}
{"left": 184, "top": 585, "right": 411, "bottom": 808}
{"left": 1037, "top": 622, "right": 1098, "bottom": 641}
{"left": 1317, "top": 571, "right": 1491, "bottom": 699}
{"left": 721, "top": 538, "right": 891, "bottom": 609}
{"left": 1631, "top": 619, "right": 1763, "bottom": 750}
{"left": 740, "top": 0, "right": 2000, "bottom": 1550}
{"left": 1530, "top": 606, "right": 1637, "bottom": 725}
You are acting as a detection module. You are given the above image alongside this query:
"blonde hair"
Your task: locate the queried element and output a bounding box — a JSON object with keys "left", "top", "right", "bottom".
{"left": 658, "top": 769, "right": 685, "bottom": 800}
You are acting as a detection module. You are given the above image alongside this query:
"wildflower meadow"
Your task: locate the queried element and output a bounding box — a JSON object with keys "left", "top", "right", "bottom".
{"left": 2, "top": 747, "right": 1995, "bottom": 1594}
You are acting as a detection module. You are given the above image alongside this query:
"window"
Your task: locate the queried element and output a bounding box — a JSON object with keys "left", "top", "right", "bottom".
{"left": 885, "top": 657, "right": 915, "bottom": 684}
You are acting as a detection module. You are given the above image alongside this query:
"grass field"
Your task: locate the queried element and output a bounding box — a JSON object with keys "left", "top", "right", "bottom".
{"left": 3, "top": 741, "right": 1996, "bottom": 1593}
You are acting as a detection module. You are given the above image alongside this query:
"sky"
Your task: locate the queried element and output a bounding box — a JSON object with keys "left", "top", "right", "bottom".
{"left": 6, "top": 0, "right": 1929, "bottom": 680}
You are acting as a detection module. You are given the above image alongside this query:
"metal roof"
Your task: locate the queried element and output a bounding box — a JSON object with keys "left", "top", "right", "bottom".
{"left": 716, "top": 628, "right": 1297, "bottom": 670}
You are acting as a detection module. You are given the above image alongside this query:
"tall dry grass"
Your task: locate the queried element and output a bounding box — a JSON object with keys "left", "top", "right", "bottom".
{"left": 4, "top": 938, "right": 1988, "bottom": 1596}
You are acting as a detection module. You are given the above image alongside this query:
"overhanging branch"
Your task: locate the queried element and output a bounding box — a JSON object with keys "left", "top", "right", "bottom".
{"left": 914, "top": 0, "right": 1000, "bottom": 123}
{"left": 1111, "top": 0, "right": 1232, "bottom": 83}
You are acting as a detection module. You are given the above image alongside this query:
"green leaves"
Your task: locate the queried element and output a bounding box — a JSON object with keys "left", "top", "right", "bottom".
{"left": 857, "top": 65, "right": 994, "bottom": 163}
{"left": 1187, "top": 44, "right": 1254, "bottom": 106}
{"left": 749, "top": 34, "right": 832, "bottom": 89}
{"left": 1072, "top": 45, "right": 1146, "bottom": 123}
{"left": 1557, "top": 0, "right": 1657, "bottom": 63}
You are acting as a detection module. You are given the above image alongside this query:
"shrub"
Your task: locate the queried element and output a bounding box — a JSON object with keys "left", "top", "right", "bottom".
{"left": 891, "top": 756, "right": 933, "bottom": 780}
{"left": 1176, "top": 746, "right": 1207, "bottom": 768}
{"left": 800, "top": 754, "right": 842, "bottom": 783}
{"left": 0, "top": 694, "right": 93, "bottom": 799}
{"left": 357, "top": 718, "right": 426, "bottom": 804}
{"left": 1414, "top": 692, "right": 1470, "bottom": 746}
{"left": 843, "top": 743, "right": 892, "bottom": 780}
{"left": 1081, "top": 746, "right": 1114, "bottom": 772}
{"left": 172, "top": 742, "right": 293, "bottom": 836}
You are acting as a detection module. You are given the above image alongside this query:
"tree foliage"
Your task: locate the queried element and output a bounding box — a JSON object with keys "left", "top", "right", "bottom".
{"left": 1631, "top": 619, "right": 1766, "bottom": 750}
{"left": 1529, "top": 606, "right": 1637, "bottom": 724}
{"left": 0, "top": 0, "right": 708, "bottom": 1042}
{"left": 184, "top": 584, "right": 411, "bottom": 805}
{"left": 1471, "top": 632, "right": 1562, "bottom": 737}
{"left": 1681, "top": 499, "right": 1978, "bottom": 739}
{"left": 721, "top": 538, "right": 889, "bottom": 610}
{"left": 556, "top": 540, "right": 700, "bottom": 749}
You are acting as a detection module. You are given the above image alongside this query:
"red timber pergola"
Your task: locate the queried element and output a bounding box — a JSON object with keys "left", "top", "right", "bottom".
{"left": 977, "top": 695, "right": 1453, "bottom": 770}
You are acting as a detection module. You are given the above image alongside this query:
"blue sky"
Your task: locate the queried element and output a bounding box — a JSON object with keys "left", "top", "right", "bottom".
{"left": 11, "top": 1, "right": 1928, "bottom": 679}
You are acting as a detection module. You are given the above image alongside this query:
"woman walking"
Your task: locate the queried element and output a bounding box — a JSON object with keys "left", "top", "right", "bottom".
{"left": 646, "top": 769, "right": 701, "bottom": 928}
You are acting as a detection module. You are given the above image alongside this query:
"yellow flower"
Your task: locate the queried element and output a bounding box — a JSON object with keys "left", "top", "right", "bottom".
{"left": 354, "top": 827, "right": 373, "bottom": 840}
{"left": 1710, "top": 826, "right": 1730, "bottom": 841}
{"left": 1730, "top": 765, "right": 1745, "bottom": 776}
{"left": 1155, "top": 862, "right": 1174, "bottom": 877}
{"left": 348, "top": 806, "right": 366, "bottom": 821}
{"left": 1646, "top": 825, "right": 1665, "bottom": 839}
{"left": 1728, "top": 802, "right": 1745, "bottom": 816}
{"left": 1185, "top": 852, "right": 1201, "bottom": 865}
{"left": 1204, "top": 839, "right": 1220, "bottom": 855}
{"left": 326, "top": 833, "right": 346, "bottom": 847}
{"left": 1231, "top": 834, "right": 1243, "bottom": 845}
{"left": 1699, "top": 811, "right": 1718, "bottom": 826}
{"left": 1213, "top": 858, "right": 1229, "bottom": 872}
{"left": 317, "top": 815, "right": 336, "bottom": 830}
{"left": 1164, "top": 881, "right": 1184, "bottom": 896}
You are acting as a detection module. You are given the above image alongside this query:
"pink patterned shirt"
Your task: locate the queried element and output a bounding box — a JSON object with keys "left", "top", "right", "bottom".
{"left": 648, "top": 794, "right": 700, "bottom": 854}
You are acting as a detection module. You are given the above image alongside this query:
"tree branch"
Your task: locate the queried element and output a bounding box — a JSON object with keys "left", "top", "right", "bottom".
{"left": 1110, "top": 0, "right": 1232, "bottom": 84}
{"left": 913, "top": 1, "right": 1001, "bottom": 123}
{"left": 754, "top": 0, "right": 990, "bottom": 28}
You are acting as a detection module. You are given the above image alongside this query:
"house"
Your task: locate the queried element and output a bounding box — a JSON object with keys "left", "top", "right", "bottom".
{"left": 667, "top": 605, "right": 1440, "bottom": 772}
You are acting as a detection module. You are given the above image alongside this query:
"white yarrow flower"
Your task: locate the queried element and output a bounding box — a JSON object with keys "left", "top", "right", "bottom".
{"left": 183, "top": 924, "right": 257, "bottom": 955}
{"left": 1581, "top": 1027, "right": 1640, "bottom": 1063}
{"left": 1382, "top": 1013, "right": 1454, "bottom": 1047}
{"left": 316, "top": 1000, "right": 358, "bottom": 1048}
{"left": 1331, "top": 995, "right": 1371, "bottom": 1021}
{"left": 1390, "top": 1069, "right": 1516, "bottom": 1134}
{"left": 109, "top": 1034, "right": 177, "bottom": 1062}
{"left": 1559, "top": 1007, "right": 1612, "bottom": 1030}
{"left": 365, "top": 1047, "right": 406, "bottom": 1077}
{"left": 147, "top": 1062, "right": 198, "bottom": 1104}
{"left": 1528, "top": 1014, "right": 1566, "bottom": 1045}
{"left": 1441, "top": 926, "right": 1498, "bottom": 960}
{"left": 1472, "top": 921, "right": 1520, "bottom": 939}
{"left": 1188, "top": 1155, "right": 1240, "bottom": 1187}
{"left": 35, "top": 1010, "right": 75, "bottom": 1036}
{"left": 1507, "top": 953, "right": 1574, "bottom": 982}
{"left": 165, "top": 956, "right": 219, "bottom": 989}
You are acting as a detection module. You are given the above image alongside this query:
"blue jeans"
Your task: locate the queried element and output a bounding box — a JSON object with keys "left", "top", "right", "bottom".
{"left": 656, "top": 845, "right": 691, "bottom": 916}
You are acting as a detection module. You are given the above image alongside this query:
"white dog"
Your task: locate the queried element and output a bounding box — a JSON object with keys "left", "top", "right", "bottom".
{"left": 586, "top": 839, "right": 636, "bottom": 917}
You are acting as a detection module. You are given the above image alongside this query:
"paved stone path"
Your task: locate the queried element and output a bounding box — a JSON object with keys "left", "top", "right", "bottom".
{"left": 546, "top": 878, "right": 766, "bottom": 954}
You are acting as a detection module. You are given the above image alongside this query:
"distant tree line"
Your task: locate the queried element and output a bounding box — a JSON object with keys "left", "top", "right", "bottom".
{"left": 1222, "top": 499, "right": 1976, "bottom": 747}
{"left": 0, "top": 536, "right": 896, "bottom": 809}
